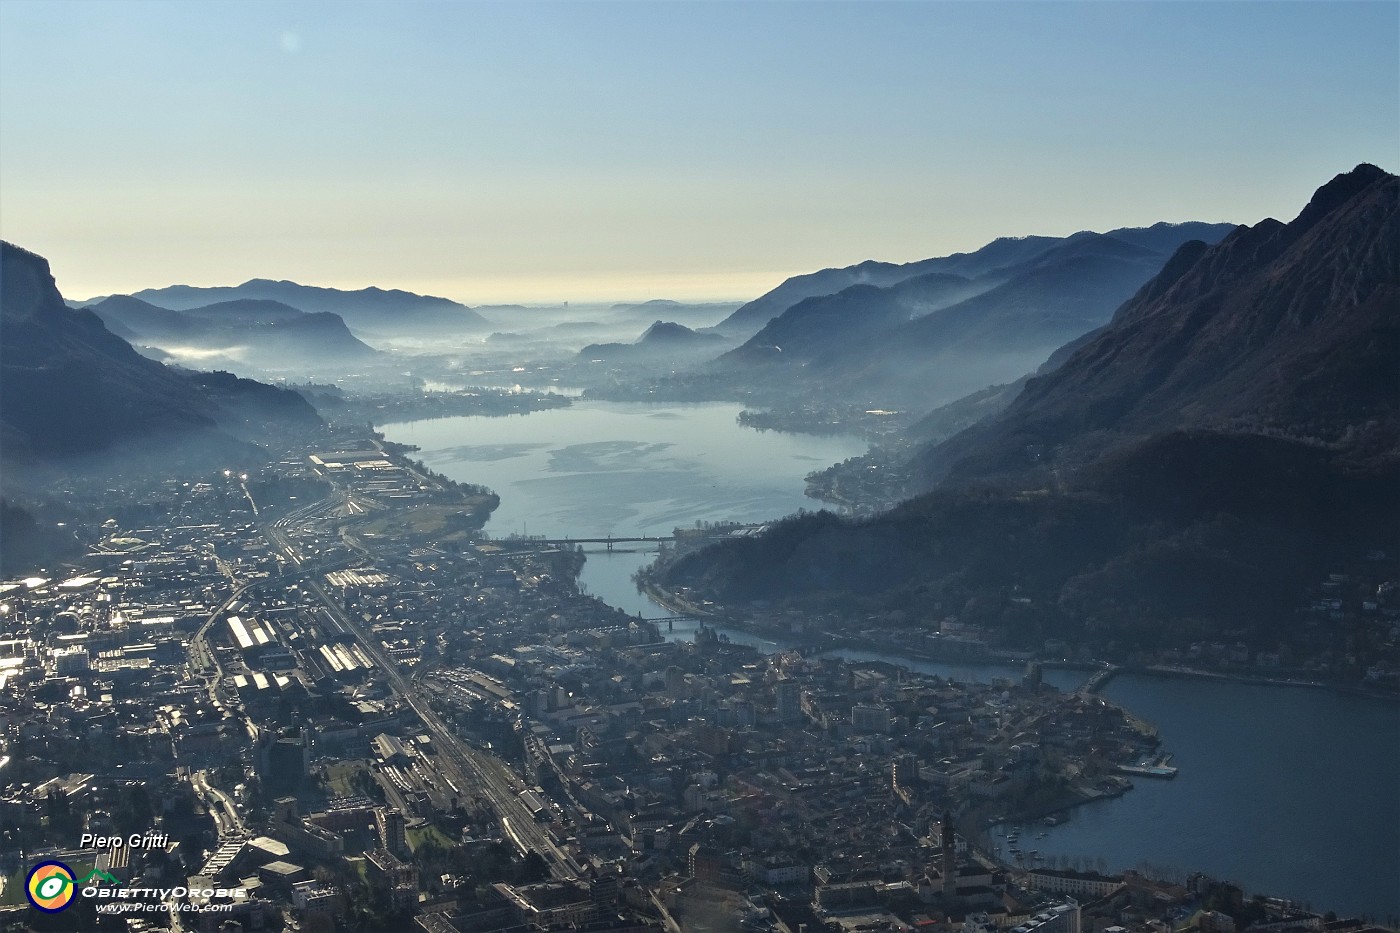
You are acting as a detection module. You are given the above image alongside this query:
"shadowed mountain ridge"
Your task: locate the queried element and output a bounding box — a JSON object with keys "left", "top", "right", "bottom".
{"left": 657, "top": 166, "right": 1399, "bottom": 653}
{"left": 1, "top": 242, "right": 321, "bottom": 470}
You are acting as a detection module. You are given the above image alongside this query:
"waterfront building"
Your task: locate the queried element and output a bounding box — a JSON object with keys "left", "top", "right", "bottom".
{"left": 1026, "top": 868, "right": 1124, "bottom": 900}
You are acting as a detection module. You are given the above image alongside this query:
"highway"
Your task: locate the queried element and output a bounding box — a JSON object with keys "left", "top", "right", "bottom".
{"left": 191, "top": 769, "right": 246, "bottom": 836}
{"left": 258, "top": 493, "right": 580, "bottom": 879}
{"left": 190, "top": 584, "right": 248, "bottom": 695}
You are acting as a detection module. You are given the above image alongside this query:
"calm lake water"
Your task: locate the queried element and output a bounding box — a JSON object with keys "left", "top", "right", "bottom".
{"left": 1027, "top": 674, "right": 1400, "bottom": 922}
{"left": 380, "top": 401, "right": 1399, "bottom": 921}
{"left": 657, "top": 621, "right": 1398, "bottom": 920}
{"left": 380, "top": 399, "right": 867, "bottom": 541}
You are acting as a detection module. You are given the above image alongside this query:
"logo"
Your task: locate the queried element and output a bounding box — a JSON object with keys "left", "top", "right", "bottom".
{"left": 80, "top": 869, "right": 121, "bottom": 887}
{"left": 25, "top": 860, "right": 75, "bottom": 913}
{"left": 23, "top": 859, "right": 238, "bottom": 917}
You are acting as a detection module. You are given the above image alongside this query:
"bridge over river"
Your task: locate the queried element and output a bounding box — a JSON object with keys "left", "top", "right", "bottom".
{"left": 487, "top": 532, "right": 747, "bottom": 551}
{"left": 488, "top": 534, "right": 672, "bottom": 550}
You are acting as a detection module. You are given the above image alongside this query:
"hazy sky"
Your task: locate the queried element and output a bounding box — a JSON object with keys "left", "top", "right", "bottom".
{"left": 1, "top": 1, "right": 1396, "bottom": 304}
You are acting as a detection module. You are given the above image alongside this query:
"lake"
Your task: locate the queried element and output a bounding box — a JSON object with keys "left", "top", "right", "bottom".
{"left": 1032, "top": 674, "right": 1399, "bottom": 922}
{"left": 379, "top": 397, "right": 866, "bottom": 541}
{"left": 380, "top": 401, "right": 1399, "bottom": 921}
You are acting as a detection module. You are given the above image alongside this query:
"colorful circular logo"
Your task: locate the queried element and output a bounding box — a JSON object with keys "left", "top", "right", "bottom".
{"left": 26, "top": 860, "right": 75, "bottom": 913}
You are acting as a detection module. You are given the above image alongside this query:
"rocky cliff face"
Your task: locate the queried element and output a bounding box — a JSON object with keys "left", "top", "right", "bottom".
{"left": 918, "top": 164, "right": 1399, "bottom": 485}
{"left": 1, "top": 242, "right": 322, "bottom": 467}
{"left": 1, "top": 241, "right": 216, "bottom": 459}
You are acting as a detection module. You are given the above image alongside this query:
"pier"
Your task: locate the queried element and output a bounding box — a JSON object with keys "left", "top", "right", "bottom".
{"left": 1117, "top": 753, "right": 1178, "bottom": 779}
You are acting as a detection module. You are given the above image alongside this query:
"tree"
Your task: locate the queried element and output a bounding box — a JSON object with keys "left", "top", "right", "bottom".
{"left": 111, "top": 782, "right": 154, "bottom": 836}
{"left": 518, "top": 850, "right": 550, "bottom": 883}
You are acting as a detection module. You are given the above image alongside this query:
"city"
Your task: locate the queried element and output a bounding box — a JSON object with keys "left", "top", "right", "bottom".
{"left": 0, "top": 423, "right": 1389, "bottom": 932}
{"left": 1, "top": 3, "right": 1396, "bottom": 931}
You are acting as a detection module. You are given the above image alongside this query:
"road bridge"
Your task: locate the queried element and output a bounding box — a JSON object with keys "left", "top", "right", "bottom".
{"left": 490, "top": 532, "right": 742, "bottom": 551}
{"left": 491, "top": 535, "right": 673, "bottom": 551}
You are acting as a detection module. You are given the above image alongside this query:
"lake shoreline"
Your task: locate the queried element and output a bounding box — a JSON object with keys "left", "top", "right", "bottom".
{"left": 381, "top": 404, "right": 1398, "bottom": 920}
{"left": 638, "top": 578, "right": 1400, "bottom": 703}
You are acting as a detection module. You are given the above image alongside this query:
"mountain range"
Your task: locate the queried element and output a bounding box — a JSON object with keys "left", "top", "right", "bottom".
{"left": 714, "top": 222, "right": 1237, "bottom": 407}
{"left": 658, "top": 165, "right": 1399, "bottom": 654}
{"left": 87, "top": 294, "right": 378, "bottom": 371}
{"left": 716, "top": 222, "right": 1236, "bottom": 337}
{"left": 1, "top": 242, "right": 322, "bottom": 476}
{"left": 78, "top": 278, "right": 490, "bottom": 336}
{"left": 920, "top": 163, "right": 1399, "bottom": 485}
{"left": 717, "top": 234, "right": 1068, "bottom": 337}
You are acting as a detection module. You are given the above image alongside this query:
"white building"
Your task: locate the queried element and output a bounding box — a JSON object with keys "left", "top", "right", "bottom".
{"left": 1027, "top": 868, "right": 1124, "bottom": 899}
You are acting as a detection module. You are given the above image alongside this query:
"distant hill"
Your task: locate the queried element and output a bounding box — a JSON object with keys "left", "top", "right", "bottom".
{"left": 717, "top": 225, "right": 1236, "bottom": 407}
{"left": 721, "top": 273, "right": 980, "bottom": 368}
{"left": 611, "top": 300, "right": 691, "bottom": 312}
{"left": 89, "top": 295, "right": 378, "bottom": 370}
{"left": 612, "top": 299, "right": 744, "bottom": 329}
{"left": 581, "top": 320, "right": 729, "bottom": 362}
{"left": 716, "top": 235, "right": 1063, "bottom": 336}
{"left": 658, "top": 166, "right": 1398, "bottom": 657}
{"left": 82, "top": 278, "right": 490, "bottom": 335}
{"left": 1, "top": 242, "right": 321, "bottom": 473}
{"left": 637, "top": 320, "right": 724, "bottom": 345}
{"left": 715, "top": 222, "right": 1233, "bottom": 337}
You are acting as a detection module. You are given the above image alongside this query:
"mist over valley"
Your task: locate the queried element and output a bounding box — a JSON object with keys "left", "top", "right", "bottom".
{"left": 1, "top": 3, "right": 1395, "bottom": 925}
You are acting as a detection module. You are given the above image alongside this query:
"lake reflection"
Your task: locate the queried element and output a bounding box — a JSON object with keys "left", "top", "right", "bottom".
{"left": 380, "top": 400, "right": 867, "bottom": 540}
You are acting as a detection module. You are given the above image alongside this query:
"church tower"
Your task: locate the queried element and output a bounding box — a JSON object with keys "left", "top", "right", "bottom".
{"left": 941, "top": 810, "right": 956, "bottom": 900}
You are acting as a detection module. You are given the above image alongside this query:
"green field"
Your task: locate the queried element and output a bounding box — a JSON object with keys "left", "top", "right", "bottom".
{"left": 407, "top": 823, "right": 456, "bottom": 853}
{"left": 323, "top": 760, "right": 373, "bottom": 798}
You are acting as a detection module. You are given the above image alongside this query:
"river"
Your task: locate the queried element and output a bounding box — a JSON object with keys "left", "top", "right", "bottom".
{"left": 379, "top": 400, "right": 1399, "bottom": 921}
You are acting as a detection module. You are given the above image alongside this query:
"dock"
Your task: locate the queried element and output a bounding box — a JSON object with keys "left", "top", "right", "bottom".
{"left": 1116, "top": 763, "right": 1179, "bottom": 779}
{"left": 1117, "top": 753, "right": 1178, "bottom": 779}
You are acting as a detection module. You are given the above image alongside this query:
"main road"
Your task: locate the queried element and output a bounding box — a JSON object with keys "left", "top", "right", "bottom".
{"left": 257, "top": 494, "right": 579, "bottom": 880}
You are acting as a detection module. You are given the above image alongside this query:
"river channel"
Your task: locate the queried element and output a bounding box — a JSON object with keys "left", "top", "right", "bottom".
{"left": 379, "top": 400, "right": 1399, "bottom": 921}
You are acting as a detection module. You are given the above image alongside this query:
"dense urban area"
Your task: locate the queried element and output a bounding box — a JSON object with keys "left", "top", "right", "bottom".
{"left": 1, "top": 419, "right": 1392, "bottom": 933}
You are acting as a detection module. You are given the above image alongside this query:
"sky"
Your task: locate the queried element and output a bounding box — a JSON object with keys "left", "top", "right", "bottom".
{"left": 1, "top": 1, "right": 1396, "bottom": 304}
